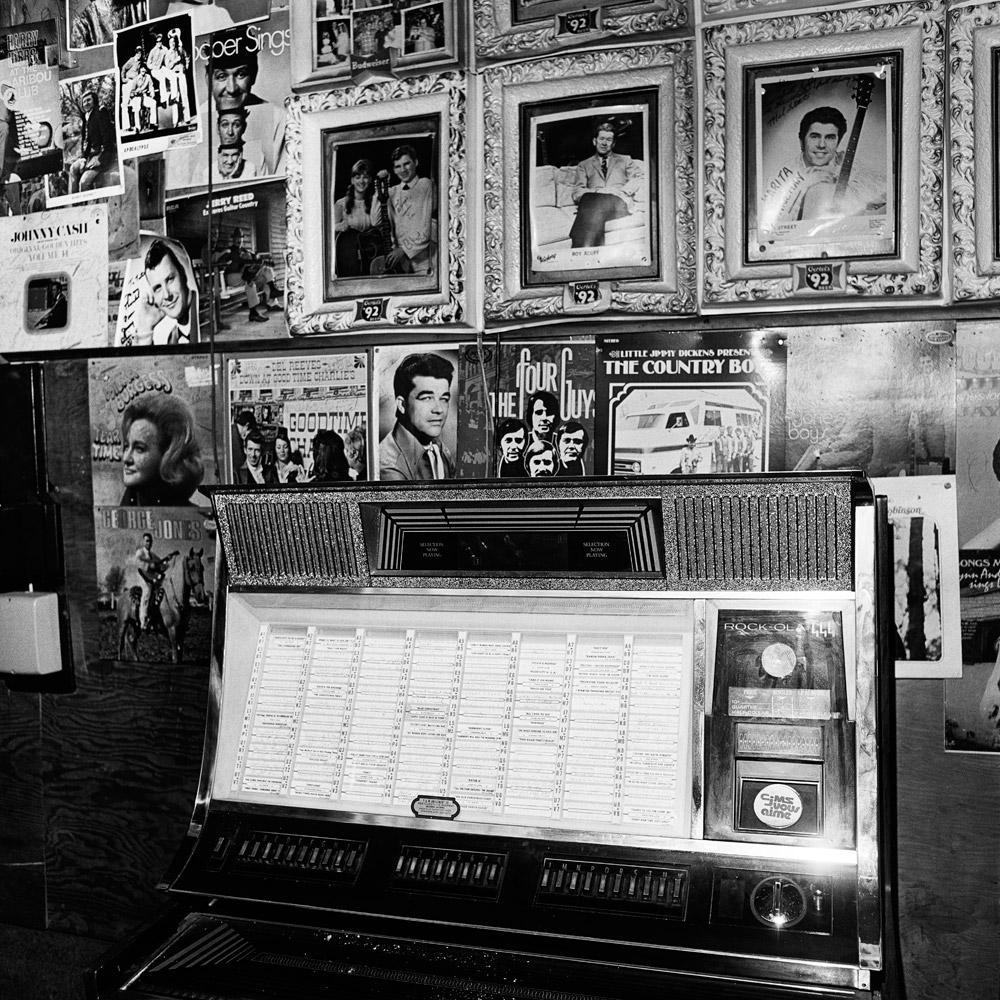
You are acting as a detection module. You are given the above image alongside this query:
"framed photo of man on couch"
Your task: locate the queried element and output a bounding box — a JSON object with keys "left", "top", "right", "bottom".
{"left": 482, "top": 42, "right": 695, "bottom": 321}
{"left": 522, "top": 93, "right": 658, "bottom": 286}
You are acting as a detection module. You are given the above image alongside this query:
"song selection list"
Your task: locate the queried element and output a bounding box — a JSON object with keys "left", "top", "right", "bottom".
{"left": 230, "top": 623, "right": 687, "bottom": 834}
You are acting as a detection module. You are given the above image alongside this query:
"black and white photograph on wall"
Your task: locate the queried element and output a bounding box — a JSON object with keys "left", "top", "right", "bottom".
{"left": 114, "top": 11, "right": 202, "bottom": 158}
{"left": 402, "top": 3, "right": 445, "bottom": 56}
{"left": 165, "top": 10, "right": 290, "bottom": 194}
{"left": 945, "top": 659, "right": 1000, "bottom": 754}
{"left": 46, "top": 70, "right": 123, "bottom": 207}
{"left": 315, "top": 16, "right": 349, "bottom": 67}
{"left": 521, "top": 90, "right": 657, "bottom": 285}
{"left": 374, "top": 343, "right": 458, "bottom": 482}
{"left": 93, "top": 505, "right": 216, "bottom": 663}
{"left": 322, "top": 115, "right": 439, "bottom": 301}
{"left": 0, "top": 19, "right": 63, "bottom": 208}
{"left": 595, "top": 330, "right": 787, "bottom": 477}
{"left": 227, "top": 351, "right": 369, "bottom": 484}
{"left": 455, "top": 341, "right": 596, "bottom": 479}
{"left": 147, "top": 0, "right": 271, "bottom": 34}
{"left": 746, "top": 58, "right": 897, "bottom": 263}
{"left": 0, "top": 202, "right": 108, "bottom": 352}
{"left": 166, "top": 178, "right": 286, "bottom": 339}
{"left": 872, "top": 475, "right": 961, "bottom": 679}
{"left": 991, "top": 48, "right": 1000, "bottom": 263}
{"left": 113, "top": 232, "right": 200, "bottom": 346}
{"left": 89, "top": 353, "right": 218, "bottom": 507}
{"left": 3, "top": 3, "right": 71, "bottom": 67}
{"left": 67, "top": 0, "right": 148, "bottom": 50}
{"left": 786, "top": 322, "right": 955, "bottom": 478}
{"left": 0, "top": 15, "right": 60, "bottom": 66}
{"left": 351, "top": 5, "right": 395, "bottom": 74}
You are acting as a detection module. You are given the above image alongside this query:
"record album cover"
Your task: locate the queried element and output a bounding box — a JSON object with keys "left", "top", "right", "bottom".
{"left": 712, "top": 609, "right": 847, "bottom": 721}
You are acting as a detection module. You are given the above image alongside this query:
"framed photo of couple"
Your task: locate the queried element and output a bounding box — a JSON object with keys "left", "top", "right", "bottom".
{"left": 285, "top": 72, "right": 468, "bottom": 334}
{"left": 702, "top": 0, "right": 945, "bottom": 305}
{"left": 291, "top": 1, "right": 463, "bottom": 91}
{"left": 482, "top": 42, "right": 696, "bottom": 321}
{"left": 950, "top": 1, "right": 1000, "bottom": 299}
{"left": 472, "top": 0, "right": 689, "bottom": 64}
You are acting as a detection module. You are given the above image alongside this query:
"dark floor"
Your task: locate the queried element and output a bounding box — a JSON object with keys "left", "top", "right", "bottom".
{"left": 0, "top": 923, "right": 107, "bottom": 1000}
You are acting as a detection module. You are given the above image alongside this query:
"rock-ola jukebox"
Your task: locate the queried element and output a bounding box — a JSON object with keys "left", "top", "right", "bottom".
{"left": 90, "top": 472, "right": 902, "bottom": 1000}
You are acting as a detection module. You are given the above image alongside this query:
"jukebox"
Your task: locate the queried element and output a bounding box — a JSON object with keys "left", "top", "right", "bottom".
{"left": 90, "top": 472, "right": 901, "bottom": 1000}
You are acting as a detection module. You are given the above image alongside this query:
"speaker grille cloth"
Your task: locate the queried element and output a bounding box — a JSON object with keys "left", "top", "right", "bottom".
{"left": 668, "top": 486, "right": 849, "bottom": 588}
{"left": 219, "top": 496, "right": 359, "bottom": 586}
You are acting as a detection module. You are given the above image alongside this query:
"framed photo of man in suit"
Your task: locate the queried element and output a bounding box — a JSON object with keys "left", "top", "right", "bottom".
{"left": 521, "top": 93, "right": 658, "bottom": 286}
{"left": 482, "top": 42, "right": 696, "bottom": 321}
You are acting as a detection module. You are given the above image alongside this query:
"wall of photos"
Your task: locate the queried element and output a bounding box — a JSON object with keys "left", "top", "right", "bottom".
{"left": 0, "top": 2, "right": 999, "bottom": 999}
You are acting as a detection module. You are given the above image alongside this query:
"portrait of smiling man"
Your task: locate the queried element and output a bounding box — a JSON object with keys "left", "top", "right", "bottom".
{"left": 134, "top": 238, "right": 199, "bottom": 345}
{"left": 754, "top": 70, "right": 891, "bottom": 258}
{"left": 378, "top": 351, "right": 455, "bottom": 481}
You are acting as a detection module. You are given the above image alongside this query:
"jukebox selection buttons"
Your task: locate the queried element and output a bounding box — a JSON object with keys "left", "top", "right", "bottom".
{"left": 230, "top": 831, "right": 365, "bottom": 882}
{"left": 536, "top": 858, "right": 688, "bottom": 919}
{"left": 392, "top": 847, "right": 505, "bottom": 900}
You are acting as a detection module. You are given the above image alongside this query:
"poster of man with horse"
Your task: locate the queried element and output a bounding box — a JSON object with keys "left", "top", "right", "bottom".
{"left": 93, "top": 506, "right": 215, "bottom": 663}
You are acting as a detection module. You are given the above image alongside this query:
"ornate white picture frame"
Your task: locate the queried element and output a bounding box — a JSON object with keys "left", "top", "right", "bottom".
{"left": 482, "top": 42, "right": 696, "bottom": 322}
{"left": 473, "top": 0, "right": 689, "bottom": 64}
{"left": 285, "top": 72, "right": 468, "bottom": 335}
{"left": 951, "top": 1, "right": 1000, "bottom": 300}
{"left": 702, "top": 1, "right": 945, "bottom": 306}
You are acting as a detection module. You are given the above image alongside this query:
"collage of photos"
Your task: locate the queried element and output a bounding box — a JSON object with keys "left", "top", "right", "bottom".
{"left": 312, "top": 0, "right": 449, "bottom": 76}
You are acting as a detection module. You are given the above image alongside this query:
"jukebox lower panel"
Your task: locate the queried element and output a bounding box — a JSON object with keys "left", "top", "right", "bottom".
{"left": 92, "top": 908, "right": 871, "bottom": 1000}
{"left": 165, "top": 809, "right": 862, "bottom": 973}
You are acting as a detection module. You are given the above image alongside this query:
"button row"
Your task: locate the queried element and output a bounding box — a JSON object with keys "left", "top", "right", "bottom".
{"left": 229, "top": 832, "right": 365, "bottom": 876}
{"left": 394, "top": 847, "right": 505, "bottom": 889}
{"left": 539, "top": 859, "right": 687, "bottom": 909}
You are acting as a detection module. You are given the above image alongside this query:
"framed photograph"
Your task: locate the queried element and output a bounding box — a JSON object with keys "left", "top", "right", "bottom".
{"left": 473, "top": 0, "right": 688, "bottom": 64}
{"left": 950, "top": 2, "right": 1000, "bottom": 299}
{"left": 746, "top": 57, "right": 897, "bottom": 263}
{"left": 286, "top": 72, "right": 468, "bottom": 334}
{"left": 702, "top": 1, "right": 945, "bottom": 305}
{"left": 483, "top": 43, "right": 695, "bottom": 321}
{"left": 291, "top": 0, "right": 462, "bottom": 91}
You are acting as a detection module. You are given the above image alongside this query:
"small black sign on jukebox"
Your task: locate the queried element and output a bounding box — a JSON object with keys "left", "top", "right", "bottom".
{"left": 705, "top": 605, "right": 856, "bottom": 848}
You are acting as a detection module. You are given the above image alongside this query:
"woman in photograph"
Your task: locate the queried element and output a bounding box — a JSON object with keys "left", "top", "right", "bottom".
{"left": 525, "top": 390, "right": 559, "bottom": 446}
{"left": 333, "top": 158, "right": 387, "bottom": 278}
{"left": 119, "top": 393, "right": 204, "bottom": 506}
{"left": 310, "top": 429, "right": 351, "bottom": 482}
{"left": 273, "top": 427, "right": 307, "bottom": 484}
{"left": 317, "top": 28, "right": 335, "bottom": 65}
{"left": 335, "top": 21, "right": 351, "bottom": 61}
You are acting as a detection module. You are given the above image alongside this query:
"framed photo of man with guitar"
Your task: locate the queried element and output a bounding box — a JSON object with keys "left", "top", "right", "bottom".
{"left": 746, "top": 57, "right": 897, "bottom": 263}
{"left": 702, "top": 1, "right": 944, "bottom": 305}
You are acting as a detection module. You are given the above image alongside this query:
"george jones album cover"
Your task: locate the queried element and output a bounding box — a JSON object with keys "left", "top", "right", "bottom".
{"left": 456, "top": 340, "right": 595, "bottom": 479}
{"left": 712, "top": 609, "right": 847, "bottom": 722}
{"left": 595, "top": 329, "right": 786, "bottom": 478}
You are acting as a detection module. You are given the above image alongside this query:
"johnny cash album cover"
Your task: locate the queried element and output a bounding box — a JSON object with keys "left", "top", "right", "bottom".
{"left": 712, "top": 609, "right": 847, "bottom": 721}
